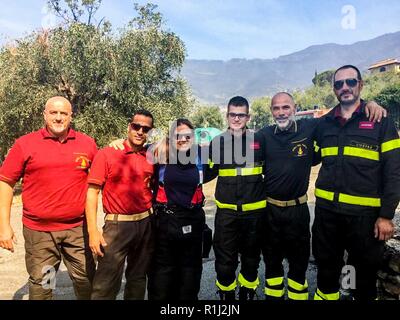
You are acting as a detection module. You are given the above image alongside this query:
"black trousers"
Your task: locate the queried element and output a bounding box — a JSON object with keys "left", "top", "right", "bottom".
{"left": 312, "top": 206, "right": 384, "bottom": 300}
{"left": 262, "top": 203, "right": 310, "bottom": 288}
{"left": 213, "top": 209, "right": 264, "bottom": 290}
{"left": 91, "top": 216, "right": 155, "bottom": 300}
{"left": 147, "top": 206, "right": 205, "bottom": 300}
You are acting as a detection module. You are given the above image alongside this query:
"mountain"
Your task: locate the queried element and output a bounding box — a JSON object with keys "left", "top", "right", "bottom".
{"left": 181, "top": 31, "right": 400, "bottom": 105}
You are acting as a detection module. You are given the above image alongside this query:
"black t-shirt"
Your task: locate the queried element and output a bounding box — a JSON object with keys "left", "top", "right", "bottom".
{"left": 258, "top": 118, "right": 319, "bottom": 200}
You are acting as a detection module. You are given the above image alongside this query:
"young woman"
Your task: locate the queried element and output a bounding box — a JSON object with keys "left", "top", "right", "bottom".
{"left": 147, "top": 118, "right": 210, "bottom": 300}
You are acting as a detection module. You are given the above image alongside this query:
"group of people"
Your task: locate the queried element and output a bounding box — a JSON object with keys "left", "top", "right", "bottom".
{"left": 0, "top": 64, "right": 399, "bottom": 301}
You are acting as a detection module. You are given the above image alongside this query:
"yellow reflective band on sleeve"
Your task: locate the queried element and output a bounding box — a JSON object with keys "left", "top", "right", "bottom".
{"left": 321, "top": 147, "right": 338, "bottom": 157}
{"left": 343, "top": 146, "right": 379, "bottom": 161}
{"left": 314, "top": 141, "right": 320, "bottom": 152}
{"left": 238, "top": 273, "right": 260, "bottom": 290}
{"left": 288, "top": 279, "right": 308, "bottom": 291}
{"left": 266, "top": 277, "right": 284, "bottom": 286}
{"left": 216, "top": 279, "right": 237, "bottom": 292}
{"left": 218, "top": 167, "right": 263, "bottom": 177}
{"left": 381, "top": 138, "right": 400, "bottom": 153}
{"left": 264, "top": 287, "right": 285, "bottom": 298}
{"left": 338, "top": 193, "right": 381, "bottom": 207}
{"left": 315, "top": 289, "right": 340, "bottom": 300}
{"left": 208, "top": 159, "right": 215, "bottom": 169}
{"left": 288, "top": 290, "right": 309, "bottom": 300}
{"left": 315, "top": 188, "right": 335, "bottom": 201}
{"left": 242, "top": 200, "right": 267, "bottom": 211}
{"left": 215, "top": 200, "right": 237, "bottom": 211}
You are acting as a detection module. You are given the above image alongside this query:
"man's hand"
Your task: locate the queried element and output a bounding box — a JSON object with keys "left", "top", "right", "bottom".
{"left": 89, "top": 229, "right": 107, "bottom": 257}
{"left": 374, "top": 217, "right": 394, "bottom": 241}
{"left": 109, "top": 139, "right": 124, "bottom": 150}
{"left": 0, "top": 225, "right": 17, "bottom": 253}
{"left": 365, "top": 101, "right": 387, "bottom": 123}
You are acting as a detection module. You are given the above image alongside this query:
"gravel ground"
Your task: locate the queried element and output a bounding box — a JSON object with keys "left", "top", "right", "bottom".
{"left": 1, "top": 167, "right": 398, "bottom": 300}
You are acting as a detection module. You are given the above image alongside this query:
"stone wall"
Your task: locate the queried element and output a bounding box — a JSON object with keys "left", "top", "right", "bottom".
{"left": 378, "top": 213, "right": 400, "bottom": 300}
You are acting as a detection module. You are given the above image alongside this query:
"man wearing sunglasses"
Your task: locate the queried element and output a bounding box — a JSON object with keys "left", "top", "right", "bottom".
{"left": 208, "top": 96, "right": 266, "bottom": 300}
{"left": 312, "top": 65, "right": 400, "bottom": 300}
{"left": 86, "top": 110, "right": 155, "bottom": 300}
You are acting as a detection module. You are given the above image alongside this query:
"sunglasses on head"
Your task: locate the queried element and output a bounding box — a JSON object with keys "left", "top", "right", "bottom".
{"left": 228, "top": 112, "right": 248, "bottom": 119}
{"left": 130, "top": 122, "right": 152, "bottom": 133}
{"left": 333, "top": 78, "right": 359, "bottom": 90}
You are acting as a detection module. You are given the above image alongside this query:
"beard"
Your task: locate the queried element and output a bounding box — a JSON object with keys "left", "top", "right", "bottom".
{"left": 339, "top": 90, "right": 359, "bottom": 106}
{"left": 275, "top": 114, "right": 295, "bottom": 131}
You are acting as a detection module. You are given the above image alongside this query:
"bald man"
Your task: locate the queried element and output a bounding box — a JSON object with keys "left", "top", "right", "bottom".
{"left": 0, "top": 96, "right": 97, "bottom": 300}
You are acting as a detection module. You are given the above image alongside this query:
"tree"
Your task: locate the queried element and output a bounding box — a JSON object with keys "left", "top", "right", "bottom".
{"left": 249, "top": 97, "right": 273, "bottom": 130}
{"left": 374, "top": 85, "right": 400, "bottom": 129}
{"left": 47, "top": 0, "right": 103, "bottom": 26}
{"left": 0, "top": 2, "right": 192, "bottom": 158}
{"left": 191, "top": 106, "right": 224, "bottom": 129}
{"left": 312, "top": 70, "right": 335, "bottom": 87}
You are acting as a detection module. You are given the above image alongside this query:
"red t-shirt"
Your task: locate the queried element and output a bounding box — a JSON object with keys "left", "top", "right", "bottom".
{"left": 0, "top": 128, "right": 97, "bottom": 231}
{"left": 88, "top": 141, "right": 154, "bottom": 215}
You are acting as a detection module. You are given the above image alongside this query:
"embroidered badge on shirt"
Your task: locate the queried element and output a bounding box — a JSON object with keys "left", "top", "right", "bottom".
{"left": 359, "top": 121, "right": 374, "bottom": 130}
{"left": 292, "top": 144, "right": 308, "bottom": 157}
{"left": 74, "top": 154, "right": 90, "bottom": 169}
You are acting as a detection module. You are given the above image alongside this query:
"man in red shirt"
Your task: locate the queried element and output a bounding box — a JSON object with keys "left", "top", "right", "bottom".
{"left": 86, "top": 110, "right": 155, "bottom": 300}
{"left": 0, "top": 96, "right": 97, "bottom": 300}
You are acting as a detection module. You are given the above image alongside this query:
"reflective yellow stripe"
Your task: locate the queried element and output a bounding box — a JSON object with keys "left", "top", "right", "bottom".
{"left": 242, "top": 200, "right": 266, "bottom": 211}
{"left": 216, "top": 280, "right": 237, "bottom": 291}
{"left": 238, "top": 273, "right": 259, "bottom": 290}
{"left": 218, "top": 167, "right": 263, "bottom": 177}
{"left": 343, "top": 146, "right": 379, "bottom": 161}
{"left": 315, "top": 188, "right": 334, "bottom": 201}
{"left": 208, "top": 159, "right": 214, "bottom": 169}
{"left": 288, "top": 290, "right": 309, "bottom": 300}
{"left": 338, "top": 193, "right": 381, "bottom": 207}
{"left": 288, "top": 279, "right": 308, "bottom": 291}
{"left": 218, "top": 169, "right": 237, "bottom": 177}
{"left": 381, "top": 138, "right": 400, "bottom": 153}
{"left": 315, "top": 289, "right": 339, "bottom": 300}
{"left": 241, "top": 167, "right": 263, "bottom": 176}
{"left": 215, "top": 200, "right": 237, "bottom": 211}
{"left": 264, "top": 287, "right": 285, "bottom": 298}
{"left": 216, "top": 199, "right": 266, "bottom": 211}
{"left": 313, "top": 293, "right": 323, "bottom": 300}
{"left": 314, "top": 141, "right": 320, "bottom": 152}
{"left": 266, "top": 277, "right": 284, "bottom": 286}
{"left": 316, "top": 189, "right": 381, "bottom": 207}
{"left": 321, "top": 147, "right": 338, "bottom": 157}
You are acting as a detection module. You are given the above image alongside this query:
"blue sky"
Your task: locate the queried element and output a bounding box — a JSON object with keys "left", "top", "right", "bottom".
{"left": 1, "top": 0, "right": 399, "bottom": 60}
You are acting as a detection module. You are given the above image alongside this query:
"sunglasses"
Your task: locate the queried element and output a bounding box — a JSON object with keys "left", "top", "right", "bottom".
{"left": 176, "top": 133, "right": 193, "bottom": 141}
{"left": 130, "top": 123, "right": 152, "bottom": 133}
{"left": 228, "top": 112, "right": 249, "bottom": 119}
{"left": 333, "top": 78, "right": 359, "bottom": 90}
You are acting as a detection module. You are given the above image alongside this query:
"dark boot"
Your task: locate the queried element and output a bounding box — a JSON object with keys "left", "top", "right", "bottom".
{"left": 239, "top": 287, "right": 256, "bottom": 301}
{"left": 218, "top": 290, "right": 236, "bottom": 301}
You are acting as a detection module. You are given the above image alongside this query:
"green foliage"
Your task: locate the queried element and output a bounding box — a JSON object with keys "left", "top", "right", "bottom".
{"left": 312, "top": 70, "right": 335, "bottom": 87}
{"left": 190, "top": 105, "right": 224, "bottom": 129}
{"left": 249, "top": 96, "right": 273, "bottom": 130}
{"left": 374, "top": 84, "right": 400, "bottom": 128}
{"left": 0, "top": 2, "right": 192, "bottom": 158}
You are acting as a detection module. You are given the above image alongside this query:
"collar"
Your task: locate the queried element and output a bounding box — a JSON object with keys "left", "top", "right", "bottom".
{"left": 274, "top": 120, "right": 297, "bottom": 135}
{"left": 123, "top": 140, "right": 146, "bottom": 155}
{"left": 331, "top": 100, "right": 364, "bottom": 126}
{"left": 41, "top": 127, "right": 76, "bottom": 140}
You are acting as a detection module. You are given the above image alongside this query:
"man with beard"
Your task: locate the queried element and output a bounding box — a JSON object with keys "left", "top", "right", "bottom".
{"left": 258, "top": 90, "right": 387, "bottom": 300}
{"left": 312, "top": 65, "right": 400, "bottom": 300}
